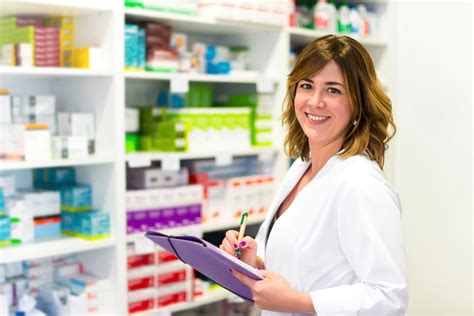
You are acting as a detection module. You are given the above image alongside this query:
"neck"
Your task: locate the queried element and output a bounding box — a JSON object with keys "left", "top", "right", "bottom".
{"left": 308, "top": 140, "right": 343, "bottom": 177}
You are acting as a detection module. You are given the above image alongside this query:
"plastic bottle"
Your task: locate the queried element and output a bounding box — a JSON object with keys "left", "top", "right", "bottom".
{"left": 314, "top": 0, "right": 330, "bottom": 31}
{"left": 327, "top": 0, "right": 337, "bottom": 33}
{"left": 348, "top": 4, "right": 361, "bottom": 36}
{"left": 357, "top": 4, "right": 369, "bottom": 37}
{"left": 337, "top": 1, "right": 351, "bottom": 34}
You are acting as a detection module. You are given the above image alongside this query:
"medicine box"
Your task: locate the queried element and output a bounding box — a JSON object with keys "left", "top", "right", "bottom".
{"left": 57, "top": 113, "right": 95, "bottom": 138}
{"left": 20, "top": 189, "right": 61, "bottom": 218}
{"left": 59, "top": 184, "right": 93, "bottom": 212}
{"left": 127, "top": 168, "right": 189, "bottom": 190}
{"left": 61, "top": 210, "right": 110, "bottom": 239}
{"left": 52, "top": 136, "right": 91, "bottom": 159}
{"left": 0, "top": 216, "right": 11, "bottom": 242}
{"left": 33, "top": 167, "right": 76, "bottom": 188}
{"left": 34, "top": 216, "right": 61, "bottom": 239}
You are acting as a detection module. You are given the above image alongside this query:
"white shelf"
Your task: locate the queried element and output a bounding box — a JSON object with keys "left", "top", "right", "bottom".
{"left": 131, "top": 288, "right": 229, "bottom": 315}
{"left": 126, "top": 147, "right": 277, "bottom": 168}
{"left": 125, "top": 70, "right": 274, "bottom": 84}
{"left": 0, "top": 236, "right": 115, "bottom": 264}
{"left": 201, "top": 213, "right": 267, "bottom": 233}
{"left": 127, "top": 213, "right": 266, "bottom": 244}
{"left": 124, "top": 8, "right": 282, "bottom": 35}
{"left": 0, "top": 66, "right": 114, "bottom": 78}
{"left": 0, "top": 154, "right": 115, "bottom": 171}
{"left": 288, "top": 27, "right": 387, "bottom": 47}
{"left": 0, "top": 0, "right": 115, "bottom": 16}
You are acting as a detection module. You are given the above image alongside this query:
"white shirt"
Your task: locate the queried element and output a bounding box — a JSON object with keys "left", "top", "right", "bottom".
{"left": 255, "top": 154, "right": 408, "bottom": 316}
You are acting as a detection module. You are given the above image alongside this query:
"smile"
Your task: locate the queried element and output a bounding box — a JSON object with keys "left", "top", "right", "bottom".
{"left": 306, "top": 113, "right": 330, "bottom": 122}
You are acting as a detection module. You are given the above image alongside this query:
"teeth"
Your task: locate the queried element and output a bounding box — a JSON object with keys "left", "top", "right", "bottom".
{"left": 307, "top": 114, "right": 329, "bottom": 121}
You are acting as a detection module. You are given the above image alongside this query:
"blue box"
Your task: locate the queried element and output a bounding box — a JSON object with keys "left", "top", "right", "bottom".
{"left": 33, "top": 167, "right": 76, "bottom": 189}
{"left": 34, "top": 216, "right": 61, "bottom": 239}
{"left": 60, "top": 184, "right": 93, "bottom": 212}
{"left": 0, "top": 188, "right": 5, "bottom": 215}
{"left": 61, "top": 210, "right": 110, "bottom": 240}
{"left": 0, "top": 216, "right": 11, "bottom": 242}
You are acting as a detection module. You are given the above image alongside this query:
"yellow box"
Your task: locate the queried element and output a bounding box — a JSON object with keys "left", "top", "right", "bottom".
{"left": 72, "top": 47, "right": 90, "bottom": 69}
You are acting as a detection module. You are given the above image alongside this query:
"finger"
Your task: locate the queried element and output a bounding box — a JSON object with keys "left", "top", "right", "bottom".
{"left": 231, "top": 269, "right": 258, "bottom": 288}
{"left": 238, "top": 236, "right": 257, "bottom": 250}
{"left": 222, "top": 238, "right": 235, "bottom": 253}
{"left": 225, "top": 230, "right": 239, "bottom": 248}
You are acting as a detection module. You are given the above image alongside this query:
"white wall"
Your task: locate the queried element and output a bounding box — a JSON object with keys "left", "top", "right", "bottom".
{"left": 393, "top": 2, "right": 472, "bottom": 315}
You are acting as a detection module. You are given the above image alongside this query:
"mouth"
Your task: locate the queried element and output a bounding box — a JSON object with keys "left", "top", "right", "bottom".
{"left": 305, "top": 112, "right": 330, "bottom": 123}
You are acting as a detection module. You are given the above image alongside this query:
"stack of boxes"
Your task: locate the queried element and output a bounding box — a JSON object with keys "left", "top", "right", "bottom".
{"left": 126, "top": 167, "right": 203, "bottom": 234}
{"left": 33, "top": 167, "right": 110, "bottom": 240}
{"left": 0, "top": 91, "right": 96, "bottom": 161}
{"left": 44, "top": 16, "right": 74, "bottom": 68}
{"left": 197, "top": 0, "right": 287, "bottom": 26}
{"left": 0, "top": 15, "right": 101, "bottom": 69}
{"left": 0, "top": 255, "right": 111, "bottom": 315}
{"left": 127, "top": 245, "right": 195, "bottom": 314}
{"left": 184, "top": 157, "right": 275, "bottom": 221}
{"left": 138, "top": 107, "right": 189, "bottom": 152}
{"left": 0, "top": 15, "right": 72, "bottom": 67}
{"left": 227, "top": 93, "right": 274, "bottom": 147}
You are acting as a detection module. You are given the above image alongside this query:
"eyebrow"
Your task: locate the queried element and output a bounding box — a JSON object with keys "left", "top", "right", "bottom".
{"left": 301, "top": 78, "right": 345, "bottom": 88}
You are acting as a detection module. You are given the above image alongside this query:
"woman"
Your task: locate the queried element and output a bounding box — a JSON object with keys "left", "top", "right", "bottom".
{"left": 220, "top": 35, "right": 408, "bottom": 315}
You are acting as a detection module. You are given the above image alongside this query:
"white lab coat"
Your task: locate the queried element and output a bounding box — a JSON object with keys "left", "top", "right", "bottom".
{"left": 255, "top": 154, "right": 408, "bottom": 316}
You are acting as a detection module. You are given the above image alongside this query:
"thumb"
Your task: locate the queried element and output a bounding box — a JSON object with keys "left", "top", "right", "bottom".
{"left": 257, "top": 269, "right": 271, "bottom": 278}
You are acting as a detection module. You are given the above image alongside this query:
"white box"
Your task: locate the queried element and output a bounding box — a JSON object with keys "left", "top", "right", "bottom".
{"left": 52, "top": 136, "right": 89, "bottom": 159}
{"left": 24, "top": 126, "right": 52, "bottom": 161}
{"left": 126, "top": 107, "right": 139, "bottom": 133}
{"left": 20, "top": 95, "right": 56, "bottom": 117}
{"left": 0, "top": 95, "right": 12, "bottom": 123}
{"left": 57, "top": 113, "right": 95, "bottom": 138}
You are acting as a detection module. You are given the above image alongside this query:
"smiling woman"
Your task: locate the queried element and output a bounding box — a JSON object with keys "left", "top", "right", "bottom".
{"left": 220, "top": 35, "right": 408, "bottom": 316}
{"left": 282, "top": 35, "right": 395, "bottom": 170}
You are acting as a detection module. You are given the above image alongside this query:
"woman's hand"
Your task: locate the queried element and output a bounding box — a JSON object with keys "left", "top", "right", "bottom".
{"left": 232, "top": 269, "right": 315, "bottom": 314}
{"left": 219, "top": 230, "right": 258, "bottom": 268}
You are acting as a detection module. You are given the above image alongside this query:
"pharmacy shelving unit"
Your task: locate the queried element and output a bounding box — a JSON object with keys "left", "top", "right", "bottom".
{"left": 0, "top": 0, "right": 394, "bottom": 315}
{"left": 0, "top": 0, "right": 126, "bottom": 314}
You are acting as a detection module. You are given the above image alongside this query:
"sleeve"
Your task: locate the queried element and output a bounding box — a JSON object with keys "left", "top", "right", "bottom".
{"left": 310, "top": 177, "right": 409, "bottom": 315}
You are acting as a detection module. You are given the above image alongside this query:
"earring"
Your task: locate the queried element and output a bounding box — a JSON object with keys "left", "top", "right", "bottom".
{"left": 353, "top": 120, "right": 357, "bottom": 126}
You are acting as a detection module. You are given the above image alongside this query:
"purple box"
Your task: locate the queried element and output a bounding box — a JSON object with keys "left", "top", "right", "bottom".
{"left": 175, "top": 205, "right": 190, "bottom": 226}
{"left": 161, "top": 207, "right": 177, "bottom": 228}
{"left": 148, "top": 208, "right": 163, "bottom": 230}
{"left": 127, "top": 210, "right": 148, "bottom": 234}
{"left": 188, "top": 204, "right": 202, "bottom": 225}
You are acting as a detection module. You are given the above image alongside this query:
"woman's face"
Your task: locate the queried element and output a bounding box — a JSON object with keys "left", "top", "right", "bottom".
{"left": 294, "top": 60, "right": 352, "bottom": 151}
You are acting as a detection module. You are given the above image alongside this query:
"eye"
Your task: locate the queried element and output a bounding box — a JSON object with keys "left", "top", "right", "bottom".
{"left": 327, "top": 87, "right": 342, "bottom": 94}
{"left": 298, "top": 82, "right": 312, "bottom": 90}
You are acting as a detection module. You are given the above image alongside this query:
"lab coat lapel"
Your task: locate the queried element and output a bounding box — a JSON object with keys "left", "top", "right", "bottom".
{"left": 264, "top": 159, "right": 311, "bottom": 224}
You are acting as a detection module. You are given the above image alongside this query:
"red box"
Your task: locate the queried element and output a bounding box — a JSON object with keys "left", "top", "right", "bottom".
{"left": 128, "top": 298, "right": 154, "bottom": 314}
{"left": 128, "top": 275, "right": 155, "bottom": 291}
{"left": 128, "top": 253, "right": 155, "bottom": 269}
{"left": 157, "top": 250, "right": 179, "bottom": 264}
{"left": 157, "top": 269, "right": 187, "bottom": 286}
{"left": 157, "top": 291, "right": 187, "bottom": 307}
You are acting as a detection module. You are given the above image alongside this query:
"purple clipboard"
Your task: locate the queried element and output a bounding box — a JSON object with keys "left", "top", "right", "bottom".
{"left": 145, "top": 230, "right": 263, "bottom": 304}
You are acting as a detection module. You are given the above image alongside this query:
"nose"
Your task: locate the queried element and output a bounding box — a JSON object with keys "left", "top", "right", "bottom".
{"left": 307, "top": 90, "right": 325, "bottom": 108}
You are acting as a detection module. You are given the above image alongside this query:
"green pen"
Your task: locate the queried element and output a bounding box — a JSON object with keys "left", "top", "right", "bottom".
{"left": 235, "top": 211, "right": 249, "bottom": 258}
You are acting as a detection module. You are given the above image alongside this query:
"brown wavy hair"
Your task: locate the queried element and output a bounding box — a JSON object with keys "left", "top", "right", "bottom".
{"left": 282, "top": 35, "right": 395, "bottom": 170}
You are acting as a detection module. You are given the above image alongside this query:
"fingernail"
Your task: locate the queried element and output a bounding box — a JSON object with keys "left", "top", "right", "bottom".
{"left": 237, "top": 254, "right": 241, "bottom": 259}
{"left": 256, "top": 267, "right": 262, "bottom": 270}
{"left": 240, "top": 241, "right": 247, "bottom": 247}
{"left": 233, "top": 243, "right": 238, "bottom": 249}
